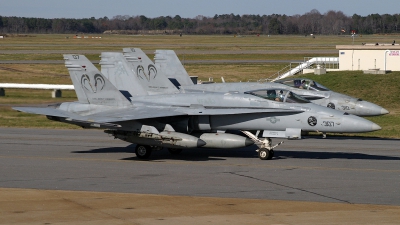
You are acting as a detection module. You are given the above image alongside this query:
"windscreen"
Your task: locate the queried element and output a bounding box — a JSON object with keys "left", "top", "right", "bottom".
{"left": 308, "top": 80, "right": 330, "bottom": 91}
{"left": 245, "top": 89, "right": 310, "bottom": 103}
{"left": 285, "top": 91, "right": 311, "bottom": 103}
{"left": 275, "top": 78, "right": 330, "bottom": 91}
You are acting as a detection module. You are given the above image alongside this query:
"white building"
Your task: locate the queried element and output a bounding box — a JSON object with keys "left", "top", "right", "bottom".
{"left": 337, "top": 44, "right": 400, "bottom": 72}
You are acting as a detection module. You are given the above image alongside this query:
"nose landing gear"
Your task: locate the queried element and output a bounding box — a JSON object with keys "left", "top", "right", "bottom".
{"left": 241, "top": 131, "right": 283, "bottom": 160}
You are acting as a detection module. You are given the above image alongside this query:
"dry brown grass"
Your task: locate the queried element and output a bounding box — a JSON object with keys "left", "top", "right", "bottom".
{"left": 2, "top": 33, "right": 400, "bottom": 50}
{"left": 185, "top": 64, "right": 283, "bottom": 82}
{"left": 0, "top": 64, "right": 71, "bottom": 84}
{"left": 1, "top": 34, "right": 400, "bottom": 137}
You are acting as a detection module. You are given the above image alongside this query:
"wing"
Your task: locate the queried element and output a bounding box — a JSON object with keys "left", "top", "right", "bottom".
{"left": 174, "top": 107, "right": 301, "bottom": 116}
{"left": 12, "top": 106, "right": 187, "bottom": 123}
{"left": 14, "top": 106, "right": 302, "bottom": 124}
{"left": 13, "top": 107, "right": 79, "bottom": 118}
{"left": 78, "top": 106, "right": 302, "bottom": 122}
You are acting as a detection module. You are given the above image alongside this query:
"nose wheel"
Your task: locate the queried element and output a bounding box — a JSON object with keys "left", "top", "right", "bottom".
{"left": 257, "top": 148, "right": 274, "bottom": 160}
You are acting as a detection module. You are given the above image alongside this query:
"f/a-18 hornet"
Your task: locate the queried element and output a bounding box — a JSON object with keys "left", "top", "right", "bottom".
{"left": 14, "top": 54, "right": 380, "bottom": 160}
{"left": 148, "top": 49, "right": 388, "bottom": 117}
{"left": 108, "top": 50, "right": 378, "bottom": 157}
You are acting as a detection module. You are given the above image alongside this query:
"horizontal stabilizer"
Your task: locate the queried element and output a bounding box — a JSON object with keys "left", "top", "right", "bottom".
{"left": 12, "top": 106, "right": 187, "bottom": 123}
{"left": 13, "top": 107, "right": 77, "bottom": 118}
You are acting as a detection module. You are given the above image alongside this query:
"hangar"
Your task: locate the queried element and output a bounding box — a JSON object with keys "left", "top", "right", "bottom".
{"left": 336, "top": 43, "right": 400, "bottom": 73}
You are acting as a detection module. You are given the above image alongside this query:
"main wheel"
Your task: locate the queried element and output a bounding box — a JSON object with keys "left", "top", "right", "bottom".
{"left": 135, "top": 145, "right": 152, "bottom": 159}
{"left": 258, "top": 148, "right": 270, "bottom": 160}
{"left": 267, "top": 149, "right": 274, "bottom": 160}
{"left": 168, "top": 148, "right": 183, "bottom": 155}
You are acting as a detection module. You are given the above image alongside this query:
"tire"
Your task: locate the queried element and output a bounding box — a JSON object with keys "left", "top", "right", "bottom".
{"left": 135, "top": 145, "right": 152, "bottom": 159}
{"left": 168, "top": 148, "right": 183, "bottom": 155}
{"left": 258, "top": 148, "right": 270, "bottom": 160}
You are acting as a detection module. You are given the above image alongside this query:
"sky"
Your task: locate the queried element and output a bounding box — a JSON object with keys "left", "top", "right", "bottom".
{"left": 1, "top": 0, "right": 399, "bottom": 19}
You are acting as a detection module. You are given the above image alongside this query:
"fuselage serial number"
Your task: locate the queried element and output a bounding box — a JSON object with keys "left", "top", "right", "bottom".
{"left": 322, "top": 121, "right": 335, "bottom": 127}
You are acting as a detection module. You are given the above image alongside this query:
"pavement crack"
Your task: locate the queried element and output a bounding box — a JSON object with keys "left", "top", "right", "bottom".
{"left": 228, "top": 172, "right": 353, "bottom": 204}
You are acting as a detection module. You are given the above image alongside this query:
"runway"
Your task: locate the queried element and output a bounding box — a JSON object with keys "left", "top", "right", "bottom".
{"left": 1, "top": 127, "right": 400, "bottom": 224}
{"left": 0, "top": 59, "right": 301, "bottom": 64}
{"left": 0, "top": 49, "right": 337, "bottom": 55}
{"left": 1, "top": 127, "right": 399, "bottom": 205}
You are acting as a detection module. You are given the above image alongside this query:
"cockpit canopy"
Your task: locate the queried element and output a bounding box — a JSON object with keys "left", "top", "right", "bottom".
{"left": 274, "top": 78, "right": 330, "bottom": 91}
{"left": 245, "top": 89, "right": 310, "bottom": 103}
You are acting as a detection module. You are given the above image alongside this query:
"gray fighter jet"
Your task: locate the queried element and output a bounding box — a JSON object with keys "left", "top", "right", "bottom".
{"left": 102, "top": 51, "right": 380, "bottom": 154}
{"left": 13, "top": 54, "right": 381, "bottom": 160}
{"left": 150, "top": 49, "right": 388, "bottom": 116}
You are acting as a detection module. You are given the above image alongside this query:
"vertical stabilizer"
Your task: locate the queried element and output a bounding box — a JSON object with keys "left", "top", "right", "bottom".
{"left": 100, "top": 52, "right": 148, "bottom": 97}
{"left": 154, "top": 50, "right": 194, "bottom": 86}
{"left": 122, "top": 48, "right": 179, "bottom": 94}
{"left": 64, "top": 54, "right": 131, "bottom": 107}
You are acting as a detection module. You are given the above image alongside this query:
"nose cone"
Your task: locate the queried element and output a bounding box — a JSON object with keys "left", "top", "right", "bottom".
{"left": 356, "top": 101, "right": 389, "bottom": 116}
{"left": 197, "top": 139, "right": 207, "bottom": 147}
{"left": 380, "top": 108, "right": 389, "bottom": 115}
{"left": 342, "top": 114, "right": 381, "bottom": 133}
{"left": 371, "top": 123, "right": 382, "bottom": 131}
{"left": 245, "top": 138, "right": 255, "bottom": 147}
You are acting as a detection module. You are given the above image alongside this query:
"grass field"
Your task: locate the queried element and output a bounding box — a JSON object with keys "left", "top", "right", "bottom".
{"left": 2, "top": 33, "right": 400, "bottom": 46}
{"left": 0, "top": 53, "right": 337, "bottom": 61}
{"left": 1, "top": 34, "right": 399, "bottom": 138}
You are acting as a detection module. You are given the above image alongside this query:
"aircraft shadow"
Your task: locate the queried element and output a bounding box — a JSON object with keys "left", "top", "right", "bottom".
{"left": 122, "top": 145, "right": 260, "bottom": 161}
{"left": 72, "top": 144, "right": 259, "bottom": 161}
{"left": 303, "top": 135, "right": 400, "bottom": 141}
{"left": 71, "top": 144, "right": 400, "bottom": 161}
{"left": 72, "top": 146, "right": 135, "bottom": 154}
{"left": 275, "top": 150, "right": 400, "bottom": 161}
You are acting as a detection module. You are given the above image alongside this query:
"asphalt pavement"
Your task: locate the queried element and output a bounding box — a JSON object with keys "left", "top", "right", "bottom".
{"left": 1, "top": 127, "right": 399, "bottom": 205}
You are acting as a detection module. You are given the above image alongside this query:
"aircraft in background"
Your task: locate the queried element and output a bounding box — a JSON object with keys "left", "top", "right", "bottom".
{"left": 150, "top": 49, "right": 388, "bottom": 117}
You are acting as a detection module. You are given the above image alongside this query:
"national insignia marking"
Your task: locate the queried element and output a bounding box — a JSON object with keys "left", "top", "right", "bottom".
{"left": 327, "top": 102, "right": 335, "bottom": 109}
{"left": 266, "top": 116, "right": 280, "bottom": 124}
{"left": 308, "top": 116, "right": 317, "bottom": 126}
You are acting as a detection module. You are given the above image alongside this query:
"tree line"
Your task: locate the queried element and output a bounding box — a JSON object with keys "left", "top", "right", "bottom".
{"left": 1, "top": 10, "right": 399, "bottom": 35}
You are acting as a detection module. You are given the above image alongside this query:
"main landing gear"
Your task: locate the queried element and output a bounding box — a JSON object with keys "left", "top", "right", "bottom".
{"left": 135, "top": 145, "right": 152, "bottom": 159}
{"left": 241, "top": 131, "right": 283, "bottom": 160}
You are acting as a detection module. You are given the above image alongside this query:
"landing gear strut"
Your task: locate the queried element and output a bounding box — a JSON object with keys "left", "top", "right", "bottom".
{"left": 242, "top": 131, "right": 282, "bottom": 160}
